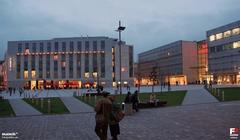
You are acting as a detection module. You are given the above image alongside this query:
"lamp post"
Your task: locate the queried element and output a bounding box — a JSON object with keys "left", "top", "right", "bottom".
{"left": 116, "top": 20, "right": 125, "bottom": 94}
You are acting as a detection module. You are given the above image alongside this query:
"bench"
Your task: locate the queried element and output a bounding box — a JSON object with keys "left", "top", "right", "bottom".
{"left": 138, "top": 101, "right": 167, "bottom": 108}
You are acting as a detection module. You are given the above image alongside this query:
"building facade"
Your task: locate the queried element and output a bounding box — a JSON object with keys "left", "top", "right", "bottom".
{"left": 6, "top": 37, "right": 134, "bottom": 89}
{"left": 207, "top": 20, "right": 240, "bottom": 84}
{"left": 138, "top": 40, "right": 198, "bottom": 85}
{"left": 197, "top": 40, "right": 212, "bottom": 83}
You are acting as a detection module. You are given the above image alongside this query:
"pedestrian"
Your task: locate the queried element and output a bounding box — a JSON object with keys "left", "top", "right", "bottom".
{"left": 124, "top": 92, "right": 132, "bottom": 103}
{"left": 108, "top": 95, "right": 124, "bottom": 140}
{"left": 13, "top": 88, "right": 16, "bottom": 94}
{"left": 95, "top": 92, "right": 112, "bottom": 140}
{"left": 131, "top": 90, "right": 139, "bottom": 112}
{"left": 18, "top": 88, "right": 23, "bottom": 97}
{"left": 9, "top": 87, "right": 12, "bottom": 96}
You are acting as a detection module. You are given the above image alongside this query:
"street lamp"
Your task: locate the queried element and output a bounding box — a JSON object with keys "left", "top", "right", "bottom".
{"left": 116, "top": 20, "right": 125, "bottom": 94}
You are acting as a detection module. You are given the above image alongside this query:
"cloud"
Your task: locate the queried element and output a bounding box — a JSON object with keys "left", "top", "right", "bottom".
{"left": 0, "top": 0, "right": 240, "bottom": 60}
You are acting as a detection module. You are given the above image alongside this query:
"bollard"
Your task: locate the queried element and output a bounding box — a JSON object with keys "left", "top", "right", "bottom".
{"left": 48, "top": 98, "right": 51, "bottom": 114}
{"left": 217, "top": 89, "right": 220, "bottom": 97}
{"left": 94, "top": 95, "right": 97, "bottom": 101}
{"left": 41, "top": 98, "right": 43, "bottom": 109}
{"left": 222, "top": 91, "right": 225, "bottom": 101}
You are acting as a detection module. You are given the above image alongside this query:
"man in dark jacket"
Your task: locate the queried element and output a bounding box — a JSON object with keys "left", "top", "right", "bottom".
{"left": 131, "top": 90, "right": 139, "bottom": 112}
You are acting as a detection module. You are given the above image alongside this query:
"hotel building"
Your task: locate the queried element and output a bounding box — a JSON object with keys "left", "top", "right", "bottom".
{"left": 207, "top": 20, "right": 240, "bottom": 84}
{"left": 138, "top": 40, "right": 198, "bottom": 85}
{"left": 5, "top": 37, "right": 134, "bottom": 89}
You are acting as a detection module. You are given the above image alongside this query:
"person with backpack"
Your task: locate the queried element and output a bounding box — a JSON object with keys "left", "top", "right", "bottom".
{"left": 108, "top": 95, "right": 124, "bottom": 140}
{"left": 94, "top": 92, "right": 112, "bottom": 140}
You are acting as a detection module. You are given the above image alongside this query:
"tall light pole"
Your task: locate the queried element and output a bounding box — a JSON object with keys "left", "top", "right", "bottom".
{"left": 116, "top": 20, "right": 125, "bottom": 94}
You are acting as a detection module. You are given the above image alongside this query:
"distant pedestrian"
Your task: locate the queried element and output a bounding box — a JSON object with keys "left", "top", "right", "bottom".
{"left": 124, "top": 92, "right": 132, "bottom": 103}
{"left": 18, "top": 88, "right": 24, "bottom": 97}
{"left": 131, "top": 90, "right": 139, "bottom": 112}
{"left": 95, "top": 92, "right": 112, "bottom": 140}
{"left": 9, "top": 87, "right": 12, "bottom": 96}
{"left": 13, "top": 88, "right": 16, "bottom": 94}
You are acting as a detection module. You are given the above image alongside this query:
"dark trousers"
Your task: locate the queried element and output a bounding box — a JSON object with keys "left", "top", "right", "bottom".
{"left": 109, "top": 123, "right": 120, "bottom": 140}
{"left": 95, "top": 122, "right": 108, "bottom": 140}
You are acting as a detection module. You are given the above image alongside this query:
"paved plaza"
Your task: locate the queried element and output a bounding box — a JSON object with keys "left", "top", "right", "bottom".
{"left": 0, "top": 85, "right": 205, "bottom": 99}
{"left": 182, "top": 88, "right": 219, "bottom": 105}
{"left": 60, "top": 97, "right": 93, "bottom": 113}
{"left": 8, "top": 99, "right": 42, "bottom": 116}
{"left": 0, "top": 101, "right": 239, "bottom": 140}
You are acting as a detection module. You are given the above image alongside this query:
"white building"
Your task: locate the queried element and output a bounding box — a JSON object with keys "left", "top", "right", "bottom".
{"left": 6, "top": 37, "right": 134, "bottom": 89}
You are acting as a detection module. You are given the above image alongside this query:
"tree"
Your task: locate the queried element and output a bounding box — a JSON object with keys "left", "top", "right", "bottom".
{"left": 149, "top": 66, "right": 157, "bottom": 93}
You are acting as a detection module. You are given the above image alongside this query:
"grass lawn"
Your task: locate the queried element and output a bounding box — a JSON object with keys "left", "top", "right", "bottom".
{"left": 209, "top": 87, "right": 240, "bottom": 101}
{"left": 23, "top": 97, "right": 69, "bottom": 114}
{"left": 0, "top": 99, "right": 15, "bottom": 117}
{"left": 75, "top": 91, "right": 187, "bottom": 107}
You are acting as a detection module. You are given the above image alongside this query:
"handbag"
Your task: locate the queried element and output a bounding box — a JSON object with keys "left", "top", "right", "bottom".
{"left": 115, "top": 111, "right": 125, "bottom": 122}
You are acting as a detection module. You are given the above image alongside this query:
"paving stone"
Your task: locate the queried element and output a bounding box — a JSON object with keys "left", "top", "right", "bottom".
{"left": 1, "top": 101, "right": 240, "bottom": 140}
{"left": 8, "top": 99, "right": 42, "bottom": 116}
{"left": 182, "top": 88, "right": 219, "bottom": 105}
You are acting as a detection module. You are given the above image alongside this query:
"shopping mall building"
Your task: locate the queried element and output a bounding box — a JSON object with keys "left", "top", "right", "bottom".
{"left": 5, "top": 37, "right": 134, "bottom": 89}
{"left": 207, "top": 20, "right": 240, "bottom": 84}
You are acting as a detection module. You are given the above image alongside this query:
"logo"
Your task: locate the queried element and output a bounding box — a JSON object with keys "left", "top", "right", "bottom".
{"left": 1, "top": 132, "right": 18, "bottom": 139}
{"left": 230, "top": 128, "right": 239, "bottom": 139}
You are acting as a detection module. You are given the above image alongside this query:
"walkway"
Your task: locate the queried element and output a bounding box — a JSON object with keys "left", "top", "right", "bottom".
{"left": 60, "top": 97, "right": 93, "bottom": 113}
{"left": 0, "top": 101, "right": 239, "bottom": 140}
{"left": 182, "top": 88, "right": 219, "bottom": 105}
{"left": 8, "top": 99, "right": 42, "bottom": 116}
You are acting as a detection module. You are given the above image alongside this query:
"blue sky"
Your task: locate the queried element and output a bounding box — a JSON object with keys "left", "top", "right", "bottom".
{"left": 0, "top": 0, "right": 240, "bottom": 61}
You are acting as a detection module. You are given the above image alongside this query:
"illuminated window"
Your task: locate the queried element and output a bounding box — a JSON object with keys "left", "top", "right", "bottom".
{"left": 232, "top": 28, "right": 240, "bottom": 35}
{"left": 216, "top": 33, "right": 223, "bottom": 40}
{"left": 233, "top": 41, "right": 240, "bottom": 49}
{"left": 93, "top": 72, "right": 98, "bottom": 78}
{"left": 121, "top": 67, "right": 125, "bottom": 72}
{"left": 31, "top": 70, "right": 36, "bottom": 78}
{"left": 24, "top": 71, "right": 28, "bottom": 79}
{"left": 25, "top": 48, "right": 30, "bottom": 54}
{"left": 223, "top": 30, "right": 231, "bottom": 38}
{"left": 53, "top": 55, "right": 58, "bottom": 60}
{"left": 209, "top": 35, "right": 215, "bottom": 41}
{"left": 9, "top": 57, "right": 13, "bottom": 71}
{"left": 62, "top": 61, "right": 66, "bottom": 67}
{"left": 85, "top": 72, "right": 89, "bottom": 78}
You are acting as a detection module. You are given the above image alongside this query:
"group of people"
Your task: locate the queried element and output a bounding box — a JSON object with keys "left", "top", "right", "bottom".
{"left": 94, "top": 92, "right": 124, "bottom": 140}
{"left": 124, "top": 90, "right": 139, "bottom": 112}
{"left": 7, "top": 87, "right": 24, "bottom": 97}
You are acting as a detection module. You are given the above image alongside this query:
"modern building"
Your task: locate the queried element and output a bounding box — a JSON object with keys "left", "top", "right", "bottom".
{"left": 138, "top": 40, "right": 198, "bottom": 85}
{"left": 207, "top": 20, "right": 240, "bottom": 84}
{"left": 196, "top": 40, "right": 212, "bottom": 83}
{"left": 5, "top": 36, "right": 134, "bottom": 89}
{"left": 0, "top": 60, "right": 6, "bottom": 89}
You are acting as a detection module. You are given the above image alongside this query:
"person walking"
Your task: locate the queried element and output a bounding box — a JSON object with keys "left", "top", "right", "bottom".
{"left": 108, "top": 95, "right": 122, "bottom": 140}
{"left": 18, "top": 88, "right": 23, "bottom": 97}
{"left": 124, "top": 92, "right": 132, "bottom": 103}
{"left": 131, "top": 90, "right": 139, "bottom": 112}
{"left": 95, "top": 92, "right": 112, "bottom": 140}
